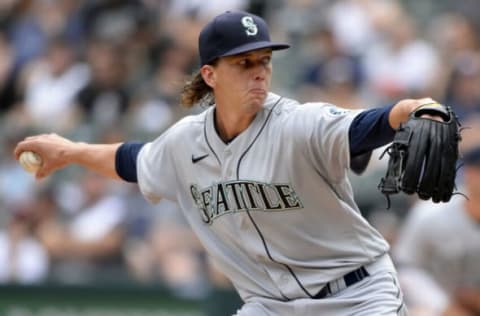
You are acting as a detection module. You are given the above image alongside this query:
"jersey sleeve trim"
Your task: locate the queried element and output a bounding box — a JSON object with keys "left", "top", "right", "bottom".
{"left": 347, "top": 105, "right": 395, "bottom": 174}
{"left": 115, "top": 141, "right": 145, "bottom": 183}
{"left": 348, "top": 105, "right": 396, "bottom": 157}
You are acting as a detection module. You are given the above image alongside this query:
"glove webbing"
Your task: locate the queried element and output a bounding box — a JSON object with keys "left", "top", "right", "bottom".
{"left": 378, "top": 124, "right": 412, "bottom": 209}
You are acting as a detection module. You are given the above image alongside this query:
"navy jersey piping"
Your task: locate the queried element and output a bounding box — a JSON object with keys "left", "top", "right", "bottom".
{"left": 203, "top": 112, "right": 222, "bottom": 166}
{"left": 236, "top": 97, "right": 282, "bottom": 179}
{"left": 235, "top": 97, "right": 316, "bottom": 299}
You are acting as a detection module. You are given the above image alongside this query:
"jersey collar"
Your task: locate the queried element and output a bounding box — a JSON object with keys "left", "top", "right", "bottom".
{"left": 204, "top": 92, "right": 281, "bottom": 163}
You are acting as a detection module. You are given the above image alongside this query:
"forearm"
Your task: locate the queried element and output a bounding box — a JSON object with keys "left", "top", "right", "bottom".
{"left": 14, "top": 133, "right": 123, "bottom": 180}
{"left": 70, "top": 142, "right": 123, "bottom": 180}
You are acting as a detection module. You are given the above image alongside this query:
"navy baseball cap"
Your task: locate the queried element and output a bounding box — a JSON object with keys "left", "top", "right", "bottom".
{"left": 199, "top": 11, "right": 290, "bottom": 66}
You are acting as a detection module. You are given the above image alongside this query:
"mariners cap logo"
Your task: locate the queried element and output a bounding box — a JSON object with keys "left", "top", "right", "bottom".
{"left": 241, "top": 16, "right": 258, "bottom": 36}
{"left": 198, "top": 11, "right": 290, "bottom": 66}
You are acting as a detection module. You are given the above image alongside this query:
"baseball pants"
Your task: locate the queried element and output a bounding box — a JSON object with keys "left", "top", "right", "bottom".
{"left": 234, "top": 255, "right": 407, "bottom": 316}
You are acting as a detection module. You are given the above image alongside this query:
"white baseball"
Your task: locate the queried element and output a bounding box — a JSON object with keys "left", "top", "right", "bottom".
{"left": 19, "top": 151, "right": 43, "bottom": 174}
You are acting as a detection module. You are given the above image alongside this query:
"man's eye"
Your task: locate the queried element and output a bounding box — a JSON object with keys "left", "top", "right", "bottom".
{"left": 238, "top": 59, "right": 248, "bottom": 66}
{"left": 262, "top": 57, "right": 271, "bottom": 65}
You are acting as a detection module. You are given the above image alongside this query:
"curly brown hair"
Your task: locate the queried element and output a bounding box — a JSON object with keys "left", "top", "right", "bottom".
{"left": 180, "top": 69, "right": 215, "bottom": 108}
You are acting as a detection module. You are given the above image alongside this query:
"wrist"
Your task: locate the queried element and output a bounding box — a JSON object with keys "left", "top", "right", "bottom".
{"left": 389, "top": 98, "right": 437, "bottom": 129}
{"left": 67, "top": 141, "right": 88, "bottom": 165}
{"left": 389, "top": 101, "right": 413, "bottom": 129}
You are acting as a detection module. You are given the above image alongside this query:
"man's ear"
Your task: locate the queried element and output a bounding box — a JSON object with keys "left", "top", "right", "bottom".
{"left": 200, "top": 65, "right": 216, "bottom": 88}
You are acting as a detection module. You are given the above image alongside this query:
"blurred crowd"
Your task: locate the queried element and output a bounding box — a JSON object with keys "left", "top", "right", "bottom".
{"left": 0, "top": 0, "right": 480, "bottom": 315}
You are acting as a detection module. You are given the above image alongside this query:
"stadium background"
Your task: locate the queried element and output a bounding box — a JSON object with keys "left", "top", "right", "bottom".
{"left": 0, "top": 0, "right": 479, "bottom": 315}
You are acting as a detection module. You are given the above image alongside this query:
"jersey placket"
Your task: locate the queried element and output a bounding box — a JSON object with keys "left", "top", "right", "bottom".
{"left": 203, "top": 97, "right": 303, "bottom": 299}
{"left": 221, "top": 147, "right": 235, "bottom": 180}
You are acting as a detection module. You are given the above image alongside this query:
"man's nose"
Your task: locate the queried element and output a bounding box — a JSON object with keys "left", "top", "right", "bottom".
{"left": 253, "top": 63, "right": 268, "bottom": 81}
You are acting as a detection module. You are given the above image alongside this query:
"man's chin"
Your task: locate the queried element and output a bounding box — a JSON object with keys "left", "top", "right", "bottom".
{"left": 245, "top": 101, "right": 265, "bottom": 113}
{"left": 249, "top": 94, "right": 267, "bottom": 107}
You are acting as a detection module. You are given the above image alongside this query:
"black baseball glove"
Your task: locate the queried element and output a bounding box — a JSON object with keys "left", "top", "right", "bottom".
{"left": 378, "top": 103, "right": 461, "bottom": 206}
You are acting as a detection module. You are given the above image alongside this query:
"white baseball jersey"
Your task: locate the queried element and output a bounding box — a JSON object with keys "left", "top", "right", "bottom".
{"left": 137, "top": 92, "right": 389, "bottom": 301}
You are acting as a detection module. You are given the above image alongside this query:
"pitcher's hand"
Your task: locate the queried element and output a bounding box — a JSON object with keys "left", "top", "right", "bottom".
{"left": 14, "top": 133, "right": 77, "bottom": 179}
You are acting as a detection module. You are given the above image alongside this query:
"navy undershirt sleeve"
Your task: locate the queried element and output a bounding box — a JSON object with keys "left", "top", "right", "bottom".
{"left": 349, "top": 104, "right": 396, "bottom": 156}
{"left": 348, "top": 105, "right": 396, "bottom": 173}
{"left": 115, "top": 141, "right": 145, "bottom": 183}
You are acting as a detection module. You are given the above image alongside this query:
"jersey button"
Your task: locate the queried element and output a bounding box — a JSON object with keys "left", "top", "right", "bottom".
{"left": 225, "top": 149, "right": 232, "bottom": 156}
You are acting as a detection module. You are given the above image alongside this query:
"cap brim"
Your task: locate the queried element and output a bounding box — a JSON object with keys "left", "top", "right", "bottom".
{"left": 219, "top": 41, "right": 290, "bottom": 58}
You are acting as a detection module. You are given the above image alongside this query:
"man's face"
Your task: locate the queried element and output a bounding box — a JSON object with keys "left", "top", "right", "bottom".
{"left": 203, "top": 48, "right": 273, "bottom": 111}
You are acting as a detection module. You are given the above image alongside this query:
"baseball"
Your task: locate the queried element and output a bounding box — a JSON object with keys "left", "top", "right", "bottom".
{"left": 19, "top": 151, "right": 43, "bottom": 174}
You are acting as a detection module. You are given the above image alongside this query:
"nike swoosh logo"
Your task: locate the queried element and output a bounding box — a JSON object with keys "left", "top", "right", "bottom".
{"left": 192, "top": 154, "right": 209, "bottom": 163}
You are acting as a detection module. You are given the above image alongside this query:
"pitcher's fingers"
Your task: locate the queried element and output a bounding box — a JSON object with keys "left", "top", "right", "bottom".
{"left": 35, "top": 165, "right": 51, "bottom": 180}
{"left": 35, "top": 171, "right": 46, "bottom": 180}
{"left": 14, "top": 142, "right": 28, "bottom": 159}
{"left": 13, "top": 140, "right": 37, "bottom": 160}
